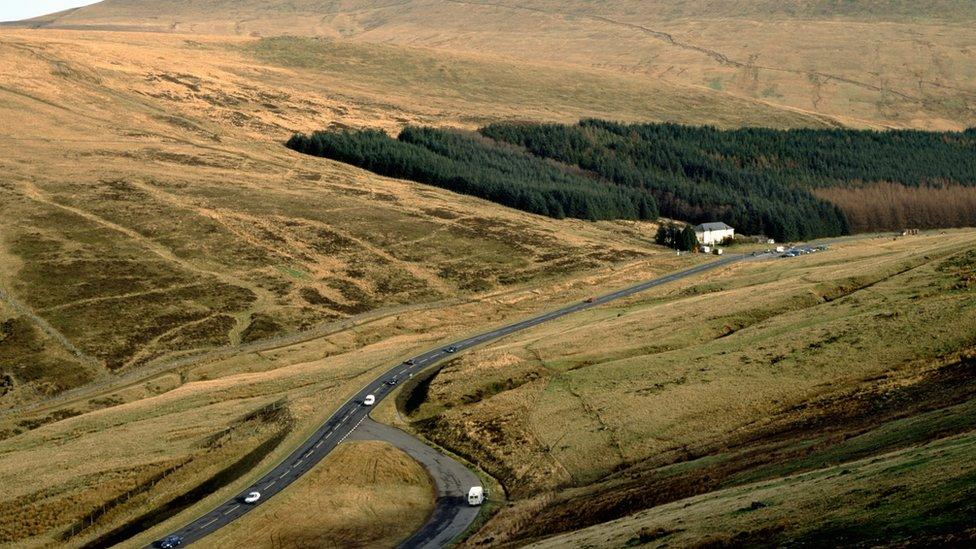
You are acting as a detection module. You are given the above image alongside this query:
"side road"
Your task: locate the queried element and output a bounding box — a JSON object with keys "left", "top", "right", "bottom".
{"left": 351, "top": 419, "right": 482, "bottom": 548}
{"left": 148, "top": 253, "right": 747, "bottom": 548}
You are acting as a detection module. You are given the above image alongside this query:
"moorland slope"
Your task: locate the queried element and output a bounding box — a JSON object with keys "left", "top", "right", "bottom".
{"left": 405, "top": 231, "right": 976, "bottom": 546}
{"left": 0, "top": 22, "right": 730, "bottom": 548}
{"left": 22, "top": 0, "right": 976, "bottom": 129}
{"left": 0, "top": 2, "right": 973, "bottom": 547}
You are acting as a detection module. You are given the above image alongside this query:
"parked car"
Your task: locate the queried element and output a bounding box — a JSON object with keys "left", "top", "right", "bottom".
{"left": 244, "top": 491, "right": 261, "bottom": 504}
{"left": 363, "top": 394, "right": 376, "bottom": 406}
{"left": 157, "top": 535, "right": 183, "bottom": 548}
{"left": 467, "top": 486, "right": 485, "bottom": 506}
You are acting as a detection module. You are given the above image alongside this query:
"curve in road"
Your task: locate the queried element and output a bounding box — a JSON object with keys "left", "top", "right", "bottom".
{"left": 149, "top": 253, "right": 746, "bottom": 548}
{"left": 351, "top": 419, "right": 482, "bottom": 548}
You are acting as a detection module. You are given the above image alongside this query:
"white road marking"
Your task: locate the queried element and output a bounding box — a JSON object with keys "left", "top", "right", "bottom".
{"left": 224, "top": 504, "right": 240, "bottom": 515}
{"left": 265, "top": 480, "right": 276, "bottom": 489}
{"left": 279, "top": 472, "right": 287, "bottom": 480}
{"left": 293, "top": 459, "right": 303, "bottom": 468}
{"left": 201, "top": 518, "right": 218, "bottom": 529}
{"left": 315, "top": 440, "right": 323, "bottom": 448}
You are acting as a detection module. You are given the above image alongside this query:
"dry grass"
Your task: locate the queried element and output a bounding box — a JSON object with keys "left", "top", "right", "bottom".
{"left": 205, "top": 441, "right": 434, "bottom": 548}
{"left": 0, "top": 4, "right": 972, "bottom": 545}
{"left": 404, "top": 231, "right": 976, "bottom": 543}
{"left": 1, "top": 28, "right": 722, "bottom": 409}
{"left": 0, "top": 221, "right": 699, "bottom": 546}
{"left": 529, "top": 429, "right": 976, "bottom": 548}
{"left": 26, "top": 0, "right": 976, "bottom": 129}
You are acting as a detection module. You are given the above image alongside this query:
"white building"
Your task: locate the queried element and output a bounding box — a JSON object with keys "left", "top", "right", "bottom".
{"left": 694, "top": 222, "right": 735, "bottom": 246}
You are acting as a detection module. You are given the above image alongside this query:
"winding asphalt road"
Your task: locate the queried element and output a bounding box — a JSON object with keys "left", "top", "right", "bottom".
{"left": 149, "top": 252, "right": 748, "bottom": 548}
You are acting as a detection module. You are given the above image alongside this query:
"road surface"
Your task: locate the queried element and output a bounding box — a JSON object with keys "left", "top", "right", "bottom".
{"left": 149, "top": 253, "right": 746, "bottom": 548}
{"left": 351, "top": 419, "right": 482, "bottom": 548}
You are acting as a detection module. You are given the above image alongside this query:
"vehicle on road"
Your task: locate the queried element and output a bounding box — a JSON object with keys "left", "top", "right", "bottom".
{"left": 157, "top": 535, "right": 183, "bottom": 548}
{"left": 584, "top": 297, "right": 596, "bottom": 303}
{"left": 445, "top": 346, "right": 458, "bottom": 353}
{"left": 244, "top": 491, "right": 261, "bottom": 504}
{"left": 404, "top": 358, "right": 416, "bottom": 366}
{"left": 363, "top": 394, "right": 376, "bottom": 406}
{"left": 385, "top": 378, "right": 398, "bottom": 386}
{"left": 467, "top": 486, "right": 485, "bottom": 506}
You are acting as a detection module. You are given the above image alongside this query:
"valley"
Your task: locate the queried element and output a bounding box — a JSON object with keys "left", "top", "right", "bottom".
{"left": 0, "top": 1, "right": 974, "bottom": 547}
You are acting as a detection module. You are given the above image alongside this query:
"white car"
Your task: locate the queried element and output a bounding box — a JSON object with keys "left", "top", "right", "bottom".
{"left": 244, "top": 491, "right": 261, "bottom": 504}
{"left": 467, "top": 486, "right": 485, "bottom": 506}
{"left": 363, "top": 394, "right": 376, "bottom": 406}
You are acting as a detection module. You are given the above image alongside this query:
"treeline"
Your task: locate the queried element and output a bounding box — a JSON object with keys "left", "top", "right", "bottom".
{"left": 483, "top": 120, "right": 976, "bottom": 237}
{"left": 286, "top": 128, "right": 657, "bottom": 221}
{"left": 814, "top": 182, "right": 976, "bottom": 233}
{"left": 481, "top": 120, "right": 852, "bottom": 242}
{"left": 287, "top": 122, "right": 974, "bottom": 240}
{"left": 655, "top": 223, "right": 698, "bottom": 251}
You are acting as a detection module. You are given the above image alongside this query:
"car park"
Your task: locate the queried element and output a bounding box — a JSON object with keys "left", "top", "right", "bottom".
{"left": 157, "top": 535, "right": 183, "bottom": 548}
{"left": 363, "top": 394, "right": 376, "bottom": 406}
{"left": 244, "top": 491, "right": 261, "bottom": 504}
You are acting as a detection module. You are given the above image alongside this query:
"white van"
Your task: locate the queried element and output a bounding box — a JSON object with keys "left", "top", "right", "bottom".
{"left": 363, "top": 394, "right": 376, "bottom": 406}
{"left": 467, "top": 486, "right": 484, "bottom": 506}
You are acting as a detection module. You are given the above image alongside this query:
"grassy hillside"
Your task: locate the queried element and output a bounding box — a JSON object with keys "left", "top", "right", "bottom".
{"left": 401, "top": 231, "right": 976, "bottom": 545}
{"left": 2, "top": 28, "right": 727, "bottom": 410}
{"left": 24, "top": 0, "right": 976, "bottom": 130}
{"left": 206, "top": 441, "right": 434, "bottom": 547}
{"left": 531, "top": 429, "right": 976, "bottom": 547}
{"left": 0, "top": 3, "right": 972, "bottom": 545}
{"left": 0, "top": 26, "right": 720, "bottom": 546}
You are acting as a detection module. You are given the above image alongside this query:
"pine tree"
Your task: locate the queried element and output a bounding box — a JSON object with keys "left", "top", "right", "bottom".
{"left": 680, "top": 226, "right": 699, "bottom": 251}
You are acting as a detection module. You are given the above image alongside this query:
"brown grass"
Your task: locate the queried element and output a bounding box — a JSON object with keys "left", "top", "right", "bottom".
{"left": 402, "top": 231, "right": 976, "bottom": 544}
{"left": 3, "top": 27, "right": 721, "bottom": 409}
{"left": 528, "top": 429, "right": 976, "bottom": 548}
{"left": 0, "top": 6, "right": 972, "bottom": 544}
{"left": 205, "top": 441, "right": 434, "bottom": 548}
{"left": 26, "top": 0, "right": 976, "bottom": 129}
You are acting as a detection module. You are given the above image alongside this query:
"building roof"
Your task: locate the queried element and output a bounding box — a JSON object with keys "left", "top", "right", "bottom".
{"left": 693, "top": 222, "right": 734, "bottom": 232}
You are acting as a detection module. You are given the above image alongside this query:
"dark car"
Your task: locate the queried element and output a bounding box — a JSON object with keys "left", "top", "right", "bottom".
{"left": 445, "top": 346, "right": 458, "bottom": 353}
{"left": 158, "top": 535, "right": 183, "bottom": 549}
{"left": 385, "top": 378, "right": 398, "bottom": 386}
{"left": 403, "top": 358, "right": 416, "bottom": 366}
{"left": 584, "top": 297, "right": 596, "bottom": 303}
